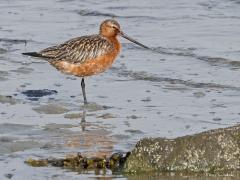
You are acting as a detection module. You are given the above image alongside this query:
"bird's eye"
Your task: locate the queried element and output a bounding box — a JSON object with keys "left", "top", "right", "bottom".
{"left": 112, "top": 26, "right": 118, "bottom": 30}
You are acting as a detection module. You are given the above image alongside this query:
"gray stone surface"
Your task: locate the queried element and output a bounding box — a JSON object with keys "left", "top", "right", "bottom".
{"left": 124, "top": 125, "right": 240, "bottom": 173}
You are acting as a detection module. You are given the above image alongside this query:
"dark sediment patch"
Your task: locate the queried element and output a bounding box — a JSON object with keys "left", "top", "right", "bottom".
{"left": 141, "top": 97, "right": 151, "bottom": 102}
{"left": 111, "top": 67, "right": 240, "bottom": 91}
{"left": 198, "top": 56, "right": 240, "bottom": 69}
{"left": 212, "top": 118, "right": 222, "bottom": 121}
{"left": 0, "top": 38, "right": 28, "bottom": 44}
{"left": 125, "top": 129, "right": 144, "bottom": 135}
{"left": 4, "top": 173, "right": 14, "bottom": 179}
{"left": 77, "top": 9, "right": 116, "bottom": 17}
{"left": 153, "top": 46, "right": 240, "bottom": 69}
{"left": 21, "top": 89, "right": 57, "bottom": 101}
{"left": 127, "top": 115, "right": 139, "bottom": 119}
{"left": 112, "top": 134, "right": 131, "bottom": 140}
{"left": 230, "top": 0, "right": 240, "bottom": 5}
{"left": 22, "top": 89, "right": 57, "bottom": 98}
{"left": 76, "top": 9, "right": 159, "bottom": 20}
{"left": 198, "top": 1, "right": 219, "bottom": 10}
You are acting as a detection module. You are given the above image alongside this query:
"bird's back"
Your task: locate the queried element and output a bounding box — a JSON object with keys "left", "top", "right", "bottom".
{"left": 40, "top": 35, "right": 115, "bottom": 64}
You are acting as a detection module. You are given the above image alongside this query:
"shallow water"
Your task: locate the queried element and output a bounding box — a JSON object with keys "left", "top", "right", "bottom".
{"left": 0, "top": 0, "right": 240, "bottom": 179}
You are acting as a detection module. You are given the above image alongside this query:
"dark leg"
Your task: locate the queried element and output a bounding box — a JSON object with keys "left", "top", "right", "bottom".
{"left": 81, "top": 78, "right": 88, "bottom": 105}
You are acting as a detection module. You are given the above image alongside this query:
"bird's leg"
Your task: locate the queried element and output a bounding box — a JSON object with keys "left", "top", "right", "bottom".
{"left": 81, "top": 78, "right": 88, "bottom": 105}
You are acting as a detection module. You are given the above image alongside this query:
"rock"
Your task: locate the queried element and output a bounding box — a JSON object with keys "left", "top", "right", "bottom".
{"left": 25, "top": 152, "right": 130, "bottom": 172}
{"left": 124, "top": 125, "right": 240, "bottom": 174}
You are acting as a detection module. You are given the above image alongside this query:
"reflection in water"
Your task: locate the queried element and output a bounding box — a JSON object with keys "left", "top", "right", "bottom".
{"left": 80, "top": 108, "right": 86, "bottom": 131}
{"left": 65, "top": 107, "right": 115, "bottom": 158}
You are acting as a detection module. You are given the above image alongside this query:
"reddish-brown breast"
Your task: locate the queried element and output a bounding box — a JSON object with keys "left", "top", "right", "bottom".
{"left": 51, "top": 37, "right": 121, "bottom": 77}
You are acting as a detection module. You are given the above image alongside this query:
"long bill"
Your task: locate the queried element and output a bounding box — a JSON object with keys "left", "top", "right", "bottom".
{"left": 118, "top": 31, "right": 152, "bottom": 50}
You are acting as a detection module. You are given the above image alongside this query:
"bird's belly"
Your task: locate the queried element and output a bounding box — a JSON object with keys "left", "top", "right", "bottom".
{"left": 51, "top": 52, "right": 118, "bottom": 77}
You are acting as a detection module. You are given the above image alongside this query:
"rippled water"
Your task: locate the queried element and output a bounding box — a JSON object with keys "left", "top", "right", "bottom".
{"left": 1, "top": 0, "right": 240, "bottom": 179}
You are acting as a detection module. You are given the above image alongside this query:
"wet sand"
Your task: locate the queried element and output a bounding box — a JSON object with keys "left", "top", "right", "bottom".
{"left": 1, "top": 0, "right": 240, "bottom": 179}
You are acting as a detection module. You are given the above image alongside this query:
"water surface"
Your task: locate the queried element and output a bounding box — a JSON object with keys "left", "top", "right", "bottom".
{"left": 0, "top": 0, "right": 240, "bottom": 179}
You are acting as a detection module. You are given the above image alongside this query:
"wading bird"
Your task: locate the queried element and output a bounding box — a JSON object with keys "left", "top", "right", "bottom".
{"left": 23, "top": 19, "right": 151, "bottom": 105}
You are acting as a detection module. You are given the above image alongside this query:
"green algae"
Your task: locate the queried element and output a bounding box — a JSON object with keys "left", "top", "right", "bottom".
{"left": 25, "top": 152, "right": 130, "bottom": 172}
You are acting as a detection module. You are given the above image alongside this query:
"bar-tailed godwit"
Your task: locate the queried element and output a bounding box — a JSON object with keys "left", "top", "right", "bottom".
{"left": 23, "top": 19, "right": 151, "bottom": 105}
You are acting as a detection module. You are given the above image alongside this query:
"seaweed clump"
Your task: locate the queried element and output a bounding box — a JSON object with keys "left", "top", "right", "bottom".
{"left": 25, "top": 152, "right": 130, "bottom": 173}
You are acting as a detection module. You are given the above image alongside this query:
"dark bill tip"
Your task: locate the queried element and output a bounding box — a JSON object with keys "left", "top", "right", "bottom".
{"left": 119, "top": 31, "right": 152, "bottom": 50}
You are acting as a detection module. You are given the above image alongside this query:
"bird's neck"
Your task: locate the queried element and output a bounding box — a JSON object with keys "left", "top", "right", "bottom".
{"left": 106, "top": 36, "right": 121, "bottom": 54}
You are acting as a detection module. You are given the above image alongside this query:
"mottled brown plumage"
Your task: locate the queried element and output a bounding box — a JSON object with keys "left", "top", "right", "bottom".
{"left": 23, "top": 19, "right": 150, "bottom": 104}
{"left": 41, "top": 35, "right": 114, "bottom": 64}
{"left": 43, "top": 34, "right": 120, "bottom": 77}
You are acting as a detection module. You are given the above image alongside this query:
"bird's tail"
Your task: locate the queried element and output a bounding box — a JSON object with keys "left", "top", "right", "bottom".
{"left": 22, "top": 52, "right": 43, "bottom": 58}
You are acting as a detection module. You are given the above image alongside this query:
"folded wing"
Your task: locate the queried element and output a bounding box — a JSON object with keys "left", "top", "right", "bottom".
{"left": 39, "top": 35, "right": 114, "bottom": 64}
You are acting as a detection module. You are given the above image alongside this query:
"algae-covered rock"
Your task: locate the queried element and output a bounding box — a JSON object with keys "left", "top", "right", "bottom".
{"left": 124, "top": 125, "right": 240, "bottom": 174}
{"left": 25, "top": 158, "right": 48, "bottom": 167}
{"left": 25, "top": 152, "right": 129, "bottom": 172}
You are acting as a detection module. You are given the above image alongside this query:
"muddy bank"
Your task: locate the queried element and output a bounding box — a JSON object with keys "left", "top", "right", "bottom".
{"left": 124, "top": 124, "right": 240, "bottom": 174}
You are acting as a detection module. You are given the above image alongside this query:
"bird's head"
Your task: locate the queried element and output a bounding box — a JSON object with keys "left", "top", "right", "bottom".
{"left": 100, "top": 19, "right": 151, "bottom": 50}
{"left": 100, "top": 19, "right": 120, "bottom": 38}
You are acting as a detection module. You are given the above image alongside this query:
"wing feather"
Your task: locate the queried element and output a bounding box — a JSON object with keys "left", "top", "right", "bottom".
{"left": 39, "top": 35, "right": 114, "bottom": 64}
